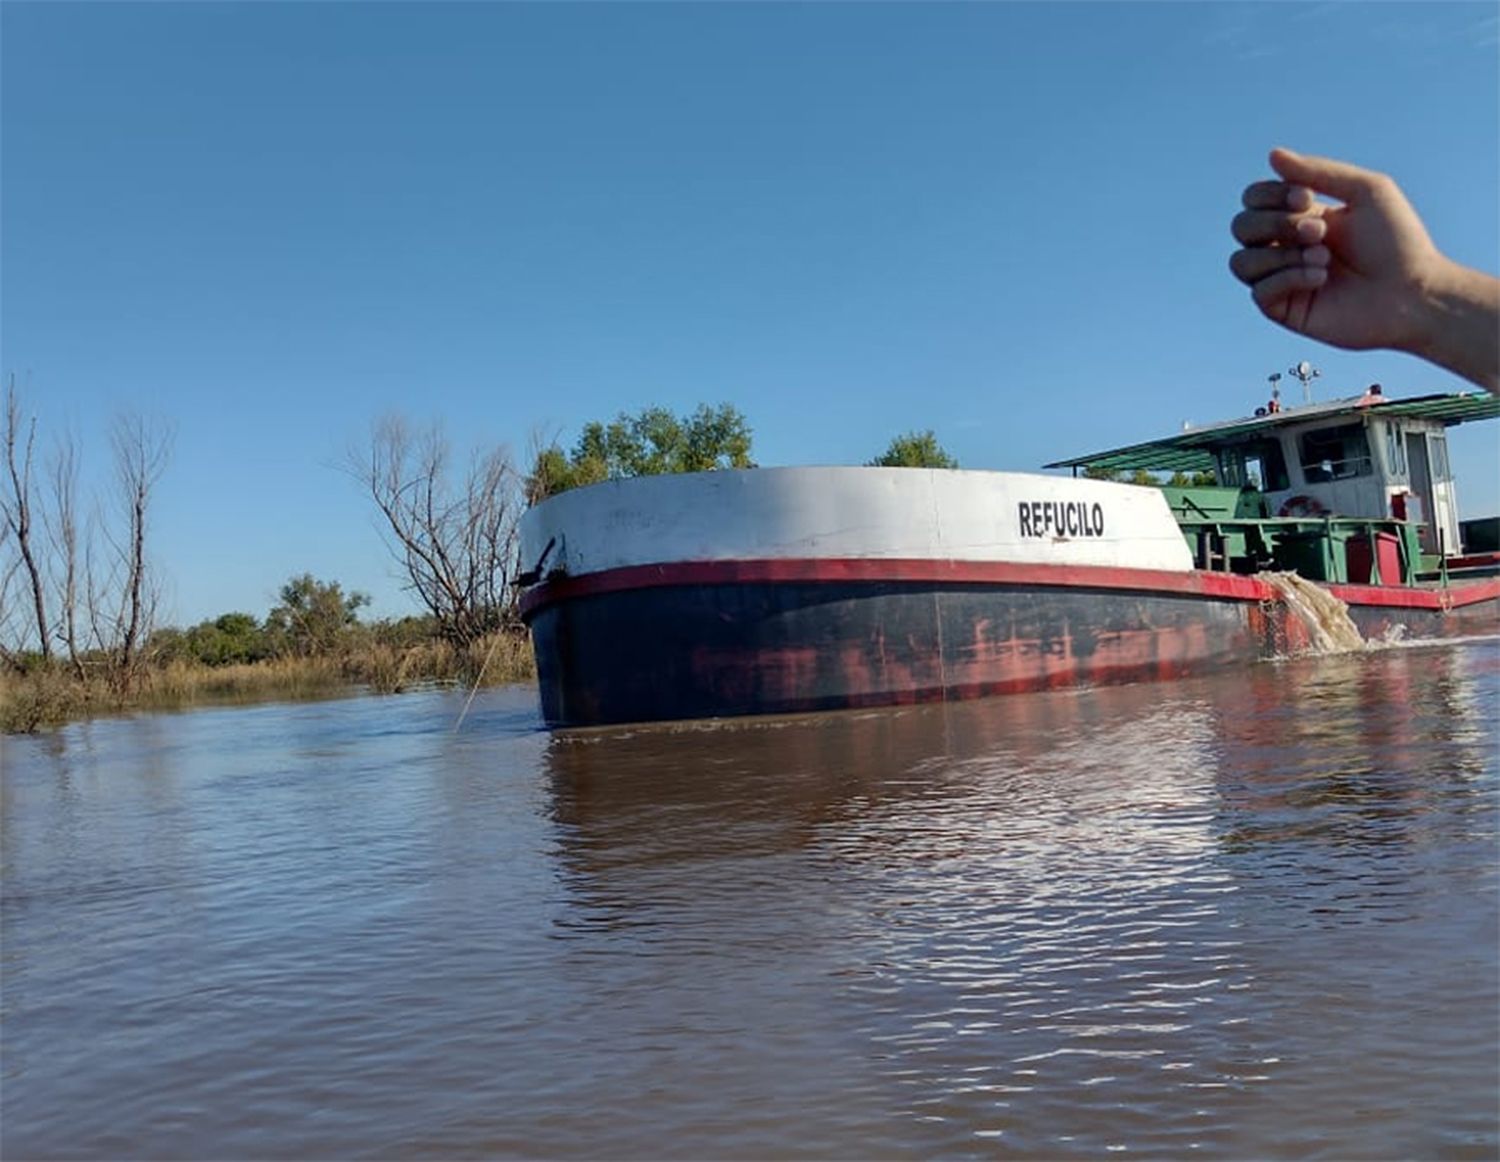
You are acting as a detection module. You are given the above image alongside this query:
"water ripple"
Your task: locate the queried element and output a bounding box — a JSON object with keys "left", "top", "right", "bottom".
{"left": 2, "top": 645, "right": 1497, "bottom": 1159}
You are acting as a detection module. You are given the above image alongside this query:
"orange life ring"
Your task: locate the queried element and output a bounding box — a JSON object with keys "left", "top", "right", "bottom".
{"left": 1279, "top": 495, "right": 1329, "bottom": 518}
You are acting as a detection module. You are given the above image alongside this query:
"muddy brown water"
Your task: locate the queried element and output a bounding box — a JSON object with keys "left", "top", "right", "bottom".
{"left": 3, "top": 637, "right": 1496, "bottom": 1159}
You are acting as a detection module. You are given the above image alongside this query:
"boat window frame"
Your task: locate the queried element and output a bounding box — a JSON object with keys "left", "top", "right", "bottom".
{"left": 1215, "top": 437, "right": 1290, "bottom": 492}
{"left": 1297, "top": 423, "right": 1374, "bottom": 483}
{"left": 1382, "top": 421, "right": 1407, "bottom": 479}
{"left": 1430, "top": 431, "right": 1452, "bottom": 482}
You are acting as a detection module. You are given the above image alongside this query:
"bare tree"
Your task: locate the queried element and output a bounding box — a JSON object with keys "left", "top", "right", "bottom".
{"left": 0, "top": 519, "right": 24, "bottom": 671}
{"left": 82, "top": 522, "right": 110, "bottom": 659}
{"left": 44, "top": 431, "right": 87, "bottom": 679}
{"left": 1, "top": 378, "right": 50, "bottom": 663}
{"left": 104, "top": 414, "right": 171, "bottom": 686}
{"left": 351, "top": 415, "right": 524, "bottom": 648}
{"left": 0, "top": 388, "right": 171, "bottom": 685}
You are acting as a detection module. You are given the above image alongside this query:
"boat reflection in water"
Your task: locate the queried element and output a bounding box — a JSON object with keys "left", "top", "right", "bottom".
{"left": 539, "top": 639, "right": 1496, "bottom": 1157}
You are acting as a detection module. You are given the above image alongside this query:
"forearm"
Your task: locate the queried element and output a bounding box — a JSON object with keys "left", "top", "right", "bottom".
{"left": 1407, "top": 258, "right": 1500, "bottom": 396}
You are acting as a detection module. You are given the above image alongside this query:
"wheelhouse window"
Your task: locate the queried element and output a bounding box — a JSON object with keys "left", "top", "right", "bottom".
{"left": 1430, "top": 432, "right": 1452, "bottom": 481}
{"left": 1215, "top": 438, "right": 1290, "bottom": 491}
{"left": 1298, "top": 424, "right": 1372, "bottom": 483}
{"left": 1382, "top": 423, "right": 1407, "bottom": 478}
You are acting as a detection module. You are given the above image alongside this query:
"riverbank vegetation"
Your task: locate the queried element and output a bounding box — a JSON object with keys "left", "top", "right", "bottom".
{"left": 1, "top": 609, "right": 535, "bottom": 733}
{"left": 1, "top": 376, "right": 542, "bottom": 732}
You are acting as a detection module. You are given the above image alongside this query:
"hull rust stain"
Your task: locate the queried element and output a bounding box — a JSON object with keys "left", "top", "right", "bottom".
{"left": 523, "top": 562, "right": 1499, "bottom": 727}
{"left": 530, "top": 581, "right": 1267, "bottom": 726}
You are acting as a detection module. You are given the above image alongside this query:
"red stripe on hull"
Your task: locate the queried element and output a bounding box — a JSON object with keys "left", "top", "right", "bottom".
{"left": 1326, "top": 577, "right": 1500, "bottom": 610}
{"left": 521, "top": 557, "right": 1500, "bottom": 619}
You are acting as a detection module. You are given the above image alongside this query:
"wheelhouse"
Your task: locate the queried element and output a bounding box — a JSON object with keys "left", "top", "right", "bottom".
{"left": 1049, "top": 389, "right": 1499, "bottom": 585}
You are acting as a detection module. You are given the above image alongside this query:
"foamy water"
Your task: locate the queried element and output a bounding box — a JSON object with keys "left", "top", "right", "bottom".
{"left": 1257, "top": 570, "right": 1368, "bottom": 655}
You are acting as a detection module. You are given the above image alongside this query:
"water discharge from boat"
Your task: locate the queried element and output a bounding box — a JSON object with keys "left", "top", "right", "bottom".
{"left": 1258, "top": 570, "right": 1367, "bottom": 655}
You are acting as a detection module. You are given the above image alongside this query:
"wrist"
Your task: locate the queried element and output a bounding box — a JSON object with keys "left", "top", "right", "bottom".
{"left": 1405, "top": 256, "right": 1500, "bottom": 395}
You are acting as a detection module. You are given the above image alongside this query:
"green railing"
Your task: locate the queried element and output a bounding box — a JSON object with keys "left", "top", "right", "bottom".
{"left": 1171, "top": 514, "right": 1419, "bottom": 585}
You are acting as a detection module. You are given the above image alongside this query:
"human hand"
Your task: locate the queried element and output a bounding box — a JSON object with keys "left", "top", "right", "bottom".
{"left": 1230, "top": 148, "right": 1499, "bottom": 394}
{"left": 1229, "top": 148, "right": 1444, "bottom": 353}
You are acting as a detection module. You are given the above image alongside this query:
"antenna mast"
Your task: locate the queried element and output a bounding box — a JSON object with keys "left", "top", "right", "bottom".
{"left": 1289, "top": 360, "right": 1320, "bottom": 404}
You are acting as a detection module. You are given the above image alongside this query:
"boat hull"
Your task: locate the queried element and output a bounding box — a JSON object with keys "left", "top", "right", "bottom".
{"left": 517, "top": 467, "right": 1499, "bottom": 728}
{"left": 523, "top": 559, "right": 1496, "bottom": 727}
{"left": 525, "top": 568, "right": 1270, "bottom": 726}
{"left": 1329, "top": 581, "right": 1500, "bottom": 642}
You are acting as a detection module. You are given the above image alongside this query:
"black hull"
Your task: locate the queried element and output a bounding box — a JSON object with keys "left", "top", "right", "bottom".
{"left": 521, "top": 555, "right": 1500, "bottom": 728}
{"left": 526, "top": 579, "right": 1276, "bottom": 728}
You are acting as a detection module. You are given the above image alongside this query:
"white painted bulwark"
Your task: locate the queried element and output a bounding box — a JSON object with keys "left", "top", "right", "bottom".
{"left": 519, "top": 467, "right": 1194, "bottom": 579}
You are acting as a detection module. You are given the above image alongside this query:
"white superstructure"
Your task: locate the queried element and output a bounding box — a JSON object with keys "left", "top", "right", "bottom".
{"left": 519, "top": 466, "right": 1195, "bottom": 581}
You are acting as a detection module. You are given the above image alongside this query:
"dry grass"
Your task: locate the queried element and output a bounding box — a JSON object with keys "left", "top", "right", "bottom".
{"left": 143, "top": 656, "right": 350, "bottom": 705}
{"left": 1, "top": 631, "right": 537, "bottom": 733}
{"left": 343, "top": 630, "right": 535, "bottom": 693}
{"left": 0, "top": 667, "right": 90, "bottom": 733}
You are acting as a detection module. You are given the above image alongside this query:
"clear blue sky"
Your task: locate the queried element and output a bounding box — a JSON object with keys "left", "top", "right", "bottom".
{"left": 4, "top": 2, "right": 1497, "bottom": 626}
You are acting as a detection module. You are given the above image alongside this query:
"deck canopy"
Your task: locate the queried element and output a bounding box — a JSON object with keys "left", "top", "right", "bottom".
{"left": 1046, "top": 391, "right": 1500, "bottom": 475}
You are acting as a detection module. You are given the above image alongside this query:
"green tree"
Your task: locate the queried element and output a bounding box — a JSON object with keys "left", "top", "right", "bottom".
{"left": 1165, "top": 470, "right": 1221, "bottom": 487}
{"left": 181, "top": 611, "right": 270, "bottom": 665}
{"left": 1083, "top": 467, "right": 1171, "bottom": 486}
{"left": 265, "top": 574, "right": 369, "bottom": 657}
{"left": 867, "top": 430, "right": 958, "bottom": 469}
{"left": 527, "top": 403, "right": 754, "bottom": 502}
{"left": 368, "top": 614, "right": 441, "bottom": 650}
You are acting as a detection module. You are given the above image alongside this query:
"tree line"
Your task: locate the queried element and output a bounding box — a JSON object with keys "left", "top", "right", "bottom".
{"left": 150, "top": 575, "right": 373, "bottom": 666}
{"left": 1, "top": 380, "right": 169, "bottom": 689}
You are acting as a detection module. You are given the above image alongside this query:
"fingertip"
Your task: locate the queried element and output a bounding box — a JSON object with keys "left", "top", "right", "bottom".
{"left": 1265, "top": 148, "right": 1374, "bottom": 203}
{"left": 1294, "top": 216, "right": 1326, "bottom": 245}
{"left": 1285, "top": 186, "right": 1314, "bottom": 212}
{"left": 1250, "top": 264, "right": 1326, "bottom": 309}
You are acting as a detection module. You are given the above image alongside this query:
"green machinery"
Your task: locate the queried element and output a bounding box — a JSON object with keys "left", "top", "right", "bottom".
{"left": 1046, "top": 388, "right": 1500, "bottom": 587}
{"left": 1157, "top": 484, "right": 1420, "bottom": 585}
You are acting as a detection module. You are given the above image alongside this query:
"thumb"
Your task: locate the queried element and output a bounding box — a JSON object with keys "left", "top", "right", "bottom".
{"left": 1270, "top": 147, "right": 1384, "bottom": 204}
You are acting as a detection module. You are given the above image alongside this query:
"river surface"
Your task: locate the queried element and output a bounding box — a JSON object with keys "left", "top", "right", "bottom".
{"left": 3, "top": 638, "right": 1497, "bottom": 1160}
